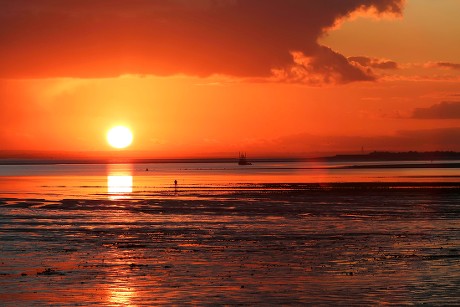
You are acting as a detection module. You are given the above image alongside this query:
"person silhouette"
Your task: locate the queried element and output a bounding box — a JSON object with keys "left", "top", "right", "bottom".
{"left": 173, "top": 180, "right": 178, "bottom": 195}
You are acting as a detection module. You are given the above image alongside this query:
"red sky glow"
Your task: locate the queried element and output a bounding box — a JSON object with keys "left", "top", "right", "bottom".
{"left": 1, "top": 0, "right": 459, "bottom": 157}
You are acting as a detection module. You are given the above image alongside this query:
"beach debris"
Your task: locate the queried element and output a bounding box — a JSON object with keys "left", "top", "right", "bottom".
{"left": 36, "top": 268, "right": 65, "bottom": 276}
{"left": 63, "top": 248, "right": 77, "bottom": 253}
{"left": 129, "top": 263, "right": 149, "bottom": 269}
{"left": 116, "top": 243, "right": 147, "bottom": 249}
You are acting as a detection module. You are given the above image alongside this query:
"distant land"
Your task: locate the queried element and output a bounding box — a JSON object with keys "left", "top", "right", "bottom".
{"left": 0, "top": 151, "right": 460, "bottom": 165}
{"left": 318, "top": 151, "right": 460, "bottom": 162}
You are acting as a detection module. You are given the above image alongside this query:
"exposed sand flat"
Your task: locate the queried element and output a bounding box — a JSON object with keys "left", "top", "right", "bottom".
{"left": 0, "top": 183, "right": 459, "bottom": 305}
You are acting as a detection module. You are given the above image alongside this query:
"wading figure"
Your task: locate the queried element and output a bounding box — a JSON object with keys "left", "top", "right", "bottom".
{"left": 174, "top": 180, "right": 178, "bottom": 195}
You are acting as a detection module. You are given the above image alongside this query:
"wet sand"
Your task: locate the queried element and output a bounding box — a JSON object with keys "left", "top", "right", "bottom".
{"left": 1, "top": 183, "right": 460, "bottom": 305}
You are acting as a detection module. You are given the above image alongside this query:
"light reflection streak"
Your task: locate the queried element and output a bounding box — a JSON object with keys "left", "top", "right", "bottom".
{"left": 107, "top": 280, "right": 136, "bottom": 306}
{"left": 107, "top": 164, "right": 133, "bottom": 199}
{"left": 108, "top": 176, "right": 133, "bottom": 194}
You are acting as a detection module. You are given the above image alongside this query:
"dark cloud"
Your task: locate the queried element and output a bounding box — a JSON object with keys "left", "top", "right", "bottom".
{"left": 0, "top": 0, "right": 404, "bottom": 81}
{"left": 413, "top": 101, "right": 460, "bottom": 119}
{"left": 348, "top": 56, "right": 398, "bottom": 69}
{"left": 436, "top": 62, "right": 460, "bottom": 70}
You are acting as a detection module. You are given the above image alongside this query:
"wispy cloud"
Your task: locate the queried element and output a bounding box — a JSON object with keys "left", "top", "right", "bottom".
{"left": 270, "top": 49, "right": 375, "bottom": 85}
{"left": 348, "top": 56, "right": 398, "bottom": 70}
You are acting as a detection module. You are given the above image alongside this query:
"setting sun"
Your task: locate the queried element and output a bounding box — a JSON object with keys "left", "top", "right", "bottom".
{"left": 107, "top": 126, "right": 133, "bottom": 149}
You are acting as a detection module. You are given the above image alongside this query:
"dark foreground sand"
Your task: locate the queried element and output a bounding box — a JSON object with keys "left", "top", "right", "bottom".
{"left": 1, "top": 183, "right": 459, "bottom": 305}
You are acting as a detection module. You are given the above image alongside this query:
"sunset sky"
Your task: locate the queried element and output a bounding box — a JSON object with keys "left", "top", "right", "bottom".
{"left": 1, "top": 0, "right": 459, "bottom": 158}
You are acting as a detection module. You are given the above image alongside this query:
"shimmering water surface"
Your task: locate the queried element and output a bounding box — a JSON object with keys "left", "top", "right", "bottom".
{"left": 0, "top": 162, "right": 459, "bottom": 305}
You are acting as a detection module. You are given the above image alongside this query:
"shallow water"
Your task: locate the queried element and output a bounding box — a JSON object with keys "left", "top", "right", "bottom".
{"left": 0, "top": 162, "right": 459, "bottom": 305}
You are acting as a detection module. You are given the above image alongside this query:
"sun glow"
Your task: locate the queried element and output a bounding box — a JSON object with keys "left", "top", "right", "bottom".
{"left": 107, "top": 126, "right": 133, "bottom": 149}
{"left": 108, "top": 175, "right": 133, "bottom": 194}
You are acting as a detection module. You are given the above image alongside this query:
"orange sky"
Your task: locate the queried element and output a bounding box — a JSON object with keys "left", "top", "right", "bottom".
{"left": 1, "top": 0, "right": 459, "bottom": 157}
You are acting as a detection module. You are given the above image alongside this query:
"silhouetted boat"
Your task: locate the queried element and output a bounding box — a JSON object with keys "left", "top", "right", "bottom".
{"left": 238, "top": 153, "right": 252, "bottom": 165}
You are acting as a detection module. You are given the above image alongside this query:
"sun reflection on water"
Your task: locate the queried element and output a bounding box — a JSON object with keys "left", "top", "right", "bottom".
{"left": 107, "top": 164, "right": 133, "bottom": 199}
{"left": 108, "top": 175, "right": 132, "bottom": 194}
{"left": 107, "top": 281, "right": 136, "bottom": 306}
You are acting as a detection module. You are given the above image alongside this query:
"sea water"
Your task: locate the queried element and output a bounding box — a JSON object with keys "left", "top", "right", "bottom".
{"left": 0, "top": 161, "right": 459, "bottom": 200}
{"left": 0, "top": 161, "right": 459, "bottom": 305}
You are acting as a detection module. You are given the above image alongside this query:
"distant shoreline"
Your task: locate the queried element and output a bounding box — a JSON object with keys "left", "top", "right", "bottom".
{"left": 343, "top": 162, "right": 460, "bottom": 169}
{"left": 0, "top": 151, "right": 460, "bottom": 166}
{"left": 0, "top": 160, "right": 460, "bottom": 170}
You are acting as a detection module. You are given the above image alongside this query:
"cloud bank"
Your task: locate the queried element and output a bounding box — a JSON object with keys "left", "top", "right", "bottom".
{"left": 413, "top": 101, "right": 460, "bottom": 119}
{"left": 270, "top": 127, "right": 460, "bottom": 153}
{"left": 436, "top": 62, "right": 460, "bottom": 70}
{"left": 0, "top": 0, "right": 404, "bottom": 82}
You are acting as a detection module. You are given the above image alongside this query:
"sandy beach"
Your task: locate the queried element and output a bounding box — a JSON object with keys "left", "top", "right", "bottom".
{"left": 1, "top": 181, "right": 459, "bottom": 305}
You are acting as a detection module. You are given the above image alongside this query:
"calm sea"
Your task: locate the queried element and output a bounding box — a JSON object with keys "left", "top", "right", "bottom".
{"left": 0, "top": 160, "right": 459, "bottom": 200}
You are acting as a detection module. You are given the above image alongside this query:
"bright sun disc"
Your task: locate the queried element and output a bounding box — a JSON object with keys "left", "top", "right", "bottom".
{"left": 107, "top": 126, "right": 133, "bottom": 149}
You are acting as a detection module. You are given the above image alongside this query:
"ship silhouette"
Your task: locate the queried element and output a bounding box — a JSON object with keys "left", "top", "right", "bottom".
{"left": 238, "top": 152, "right": 252, "bottom": 165}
